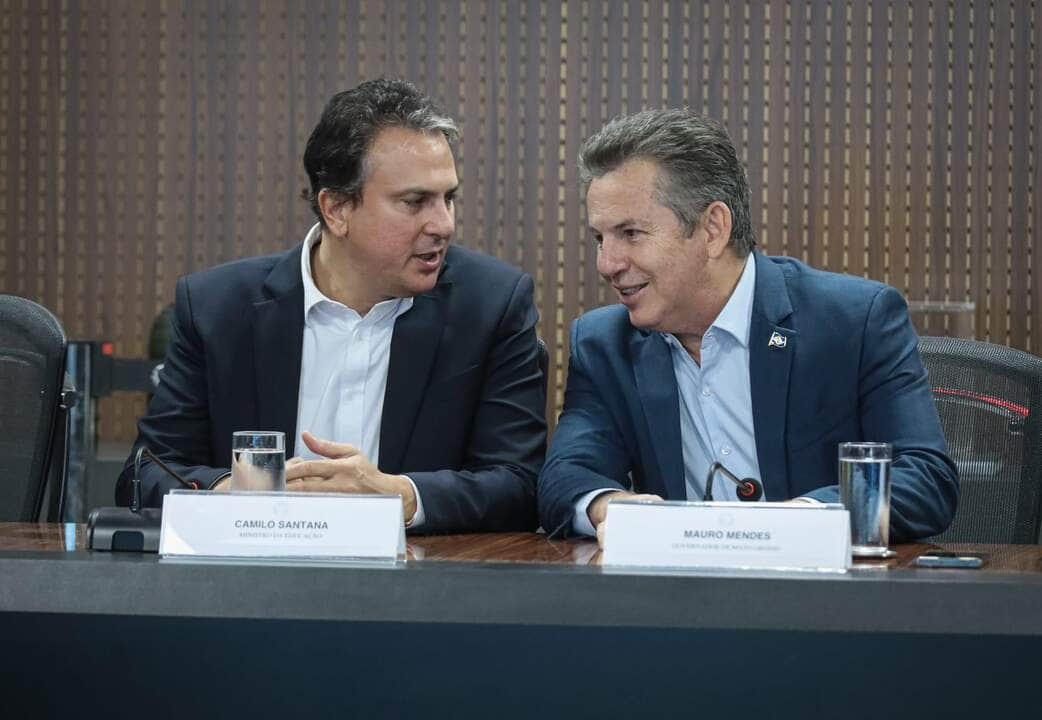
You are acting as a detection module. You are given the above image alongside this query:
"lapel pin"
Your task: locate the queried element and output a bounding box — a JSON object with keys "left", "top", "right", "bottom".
{"left": 768, "top": 331, "right": 788, "bottom": 349}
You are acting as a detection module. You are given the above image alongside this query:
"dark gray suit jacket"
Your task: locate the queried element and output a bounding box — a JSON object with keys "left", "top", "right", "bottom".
{"left": 117, "top": 244, "right": 547, "bottom": 532}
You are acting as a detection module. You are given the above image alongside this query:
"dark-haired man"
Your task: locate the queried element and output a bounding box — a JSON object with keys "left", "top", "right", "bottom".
{"left": 119, "top": 79, "right": 546, "bottom": 532}
{"left": 538, "top": 109, "right": 957, "bottom": 542}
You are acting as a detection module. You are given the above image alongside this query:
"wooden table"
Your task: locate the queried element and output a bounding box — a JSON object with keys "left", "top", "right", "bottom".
{"left": 2, "top": 524, "right": 1040, "bottom": 718}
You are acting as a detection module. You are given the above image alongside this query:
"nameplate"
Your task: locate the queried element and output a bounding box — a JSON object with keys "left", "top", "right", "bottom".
{"left": 602, "top": 500, "right": 851, "bottom": 572}
{"left": 159, "top": 490, "right": 406, "bottom": 561}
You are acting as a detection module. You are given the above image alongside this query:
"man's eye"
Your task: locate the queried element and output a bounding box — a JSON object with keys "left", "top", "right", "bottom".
{"left": 444, "top": 195, "right": 455, "bottom": 207}
{"left": 623, "top": 228, "right": 640, "bottom": 239}
{"left": 403, "top": 197, "right": 424, "bottom": 207}
{"left": 592, "top": 234, "right": 604, "bottom": 247}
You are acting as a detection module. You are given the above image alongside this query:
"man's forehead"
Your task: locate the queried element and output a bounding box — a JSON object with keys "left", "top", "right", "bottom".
{"left": 366, "top": 127, "right": 458, "bottom": 189}
{"left": 369, "top": 126, "right": 453, "bottom": 162}
{"left": 586, "top": 169, "right": 662, "bottom": 226}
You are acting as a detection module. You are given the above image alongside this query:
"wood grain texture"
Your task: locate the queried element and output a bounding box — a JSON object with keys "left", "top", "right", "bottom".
{"left": 5, "top": 524, "right": 1041, "bottom": 574}
{"left": 0, "top": 0, "right": 1037, "bottom": 441}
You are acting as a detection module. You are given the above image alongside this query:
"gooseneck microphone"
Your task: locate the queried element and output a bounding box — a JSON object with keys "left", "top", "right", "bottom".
{"left": 88, "top": 447, "right": 200, "bottom": 553}
{"left": 703, "top": 462, "right": 763, "bottom": 502}
{"left": 130, "top": 446, "right": 199, "bottom": 511}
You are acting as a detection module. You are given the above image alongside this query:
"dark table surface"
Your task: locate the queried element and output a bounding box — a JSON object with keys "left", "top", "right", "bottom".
{"left": 4, "top": 524, "right": 1040, "bottom": 718}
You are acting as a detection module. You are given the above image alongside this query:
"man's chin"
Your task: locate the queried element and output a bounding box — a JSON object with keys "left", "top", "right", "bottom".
{"left": 625, "top": 308, "right": 659, "bottom": 332}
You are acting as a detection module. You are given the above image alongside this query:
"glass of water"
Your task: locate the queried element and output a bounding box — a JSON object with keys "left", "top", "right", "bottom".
{"left": 231, "top": 431, "right": 286, "bottom": 492}
{"left": 838, "top": 442, "right": 892, "bottom": 557}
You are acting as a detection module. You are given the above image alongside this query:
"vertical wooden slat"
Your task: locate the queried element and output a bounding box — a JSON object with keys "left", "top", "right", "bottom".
{"left": 929, "top": 2, "right": 949, "bottom": 307}
{"left": 767, "top": 0, "right": 791, "bottom": 257}
{"left": 847, "top": 1, "right": 868, "bottom": 279}
{"left": 991, "top": 1, "right": 1012, "bottom": 344}
{"left": 561, "top": 0, "right": 584, "bottom": 420}
{"left": 889, "top": 0, "right": 910, "bottom": 296}
{"left": 1010, "top": 1, "right": 1031, "bottom": 350}
{"left": 867, "top": 0, "right": 888, "bottom": 284}
{"left": 460, "top": 0, "right": 481, "bottom": 254}
{"left": 584, "top": 0, "right": 607, "bottom": 311}
{"left": 645, "top": 0, "right": 663, "bottom": 108}
{"left": 501, "top": 0, "right": 522, "bottom": 271}
{"left": 907, "top": 1, "right": 929, "bottom": 302}
{"left": 47, "top": 0, "right": 65, "bottom": 319}
{"left": 804, "top": 1, "right": 825, "bottom": 267}
{"left": 665, "top": 0, "right": 685, "bottom": 106}
{"left": 1032, "top": 0, "right": 1041, "bottom": 353}
{"left": 948, "top": 0, "right": 971, "bottom": 310}
{"left": 745, "top": 1, "right": 765, "bottom": 253}
{"left": 541, "top": 1, "right": 563, "bottom": 411}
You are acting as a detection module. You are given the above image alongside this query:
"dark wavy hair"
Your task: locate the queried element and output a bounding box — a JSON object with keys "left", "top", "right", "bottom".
{"left": 301, "top": 79, "right": 459, "bottom": 223}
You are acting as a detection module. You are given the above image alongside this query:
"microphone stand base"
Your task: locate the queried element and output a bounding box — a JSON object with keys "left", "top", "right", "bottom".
{"left": 87, "top": 507, "right": 162, "bottom": 553}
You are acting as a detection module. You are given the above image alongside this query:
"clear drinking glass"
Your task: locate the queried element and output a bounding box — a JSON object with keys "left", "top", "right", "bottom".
{"left": 838, "top": 442, "right": 892, "bottom": 557}
{"left": 231, "top": 431, "right": 286, "bottom": 492}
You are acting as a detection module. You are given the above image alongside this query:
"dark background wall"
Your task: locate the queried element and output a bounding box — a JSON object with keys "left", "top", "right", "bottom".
{"left": 1, "top": 0, "right": 1039, "bottom": 441}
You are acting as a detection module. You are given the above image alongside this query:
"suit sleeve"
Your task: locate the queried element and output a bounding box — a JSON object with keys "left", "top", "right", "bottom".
{"left": 537, "top": 319, "right": 634, "bottom": 537}
{"left": 405, "top": 274, "right": 547, "bottom": 532}
{"left": 115, "top": 277, "right": 230, "bottom": 506}
{"left": 803, "top": 286, "right": 959, "bottom": 540}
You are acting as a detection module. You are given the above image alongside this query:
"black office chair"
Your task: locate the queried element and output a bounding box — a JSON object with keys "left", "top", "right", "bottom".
{"left": 918, "top": 336, "right": 1042, "bottom": 543}
{"left": 0, "top": 295, "right": 69, "bottom": 521}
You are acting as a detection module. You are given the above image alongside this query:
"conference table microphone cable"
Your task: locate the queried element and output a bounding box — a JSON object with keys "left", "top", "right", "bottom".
{"left": 130, "top": 446, "right": 200, "bottom": 513}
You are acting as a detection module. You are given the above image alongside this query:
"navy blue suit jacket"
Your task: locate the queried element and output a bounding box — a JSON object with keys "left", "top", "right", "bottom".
{"left": 538, "top": 253, "right": 958, "bottom": 541}
{"left": 117, "top": 244, "right": 547, "bottom": 532}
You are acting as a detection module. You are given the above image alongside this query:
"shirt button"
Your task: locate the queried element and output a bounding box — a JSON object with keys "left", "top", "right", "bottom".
{"left": 721, "top": 446, "right": 732, "bottom": 456}
{"left": 701, "top": 388, "right": 711, "bottom": 398}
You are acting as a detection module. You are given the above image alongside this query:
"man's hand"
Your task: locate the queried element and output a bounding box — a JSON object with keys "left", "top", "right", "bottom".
{"left": 285, "top": 431, "right": 418, "bottom": 522}
{"left": 588, "top": 490, "right": 663, "bottom": 548}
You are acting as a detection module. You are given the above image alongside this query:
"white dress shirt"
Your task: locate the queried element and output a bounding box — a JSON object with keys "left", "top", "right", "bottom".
{"left": 294, "top": 223, "right": 427, "bottom": 526}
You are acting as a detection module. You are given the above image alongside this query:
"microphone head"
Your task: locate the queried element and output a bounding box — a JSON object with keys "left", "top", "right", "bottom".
{"left": 737, "top": 478, "right": 763, "bottom": 501}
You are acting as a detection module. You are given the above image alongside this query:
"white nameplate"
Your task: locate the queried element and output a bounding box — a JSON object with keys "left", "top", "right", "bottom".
{"left": 159, "top": 490, "right": 406, "bottom": 561}
{"left": 602, "top": 500, "right": 851, "bottom": 572}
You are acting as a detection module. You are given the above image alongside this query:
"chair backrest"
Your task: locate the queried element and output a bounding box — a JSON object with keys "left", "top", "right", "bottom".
{"left": 918, "top": 336, "right": 1042, "bottom": 543}
{"left": 0, "top": 295, "right": 67, "bottom": 521}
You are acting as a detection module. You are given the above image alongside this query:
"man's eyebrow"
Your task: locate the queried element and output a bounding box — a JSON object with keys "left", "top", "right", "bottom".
{"left": 396, "top": 184, "right": 460, "bottom": 196}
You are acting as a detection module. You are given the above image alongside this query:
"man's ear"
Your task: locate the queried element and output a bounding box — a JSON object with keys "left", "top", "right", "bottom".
{"left": 318, "top": 189, "right": 353, "bottom": 236}
{"left": 700, "top": 201, "right": 734, "bottom": 259}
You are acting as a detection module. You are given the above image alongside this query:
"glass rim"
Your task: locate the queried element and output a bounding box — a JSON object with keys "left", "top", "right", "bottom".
{"left": 232, "top": 430, "right": 285, "bottom": 437}
{"left": 838, "top": 441, "right": 891, "bottom": 449}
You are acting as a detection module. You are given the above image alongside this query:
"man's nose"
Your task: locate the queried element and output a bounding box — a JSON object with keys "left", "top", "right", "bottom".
{"left": 596, "top": 239, "right": 627, "bottom": 280}
{"left": 426, "top": 200, "right": 455, "bottom": 239}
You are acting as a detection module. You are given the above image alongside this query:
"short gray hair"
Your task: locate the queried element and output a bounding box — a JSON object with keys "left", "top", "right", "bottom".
{"left": 578, "top": 109, "right": 755, "bottom": 256}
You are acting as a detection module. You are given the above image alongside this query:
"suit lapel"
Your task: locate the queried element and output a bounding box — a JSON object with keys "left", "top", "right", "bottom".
{"left": 631, "top": 332, "right": 686, "bottom": 500}
{"left": 380, "top": 288, "right": 447, "bottom": 473}
{"left": 749, "top": 253, "right": 796, "bottom": 500}
{"left": 253, "top": 247, "right": 305, "bottom": 450}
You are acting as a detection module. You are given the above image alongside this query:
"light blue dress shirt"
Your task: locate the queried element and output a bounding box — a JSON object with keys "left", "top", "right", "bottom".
{"left": 572, "top": 257, "right": 763, "bottom": 536}
{"left": 665, "top": 256, "right": 762, "bottom": 503}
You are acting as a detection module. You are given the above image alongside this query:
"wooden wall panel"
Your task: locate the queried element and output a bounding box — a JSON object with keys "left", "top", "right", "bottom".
{"left": 0, "top": 0, "right": 1038, "bottom": 441}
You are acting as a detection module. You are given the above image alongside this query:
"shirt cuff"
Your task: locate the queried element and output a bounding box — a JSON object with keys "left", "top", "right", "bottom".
{"left": 403, "top": 475, "right": 425, "bottom": 529}
{"left": 208, "top": 472, "right": 232, "bottom": 490}
{"left": 573, "top": 488, "right": 617, "bottom": 537}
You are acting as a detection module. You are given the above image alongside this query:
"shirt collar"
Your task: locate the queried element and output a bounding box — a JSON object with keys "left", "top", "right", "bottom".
{"left": 299, "top": 222, "right": 414, "bottom": 323}
{"left": 662, "top": 254, "right": 757, "bottom": 351}
{"left": 710, "top": 254, "right": 756, "bottom": 347}
{"left": 300, "top": 223, "right": 326, "bottom": 319}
